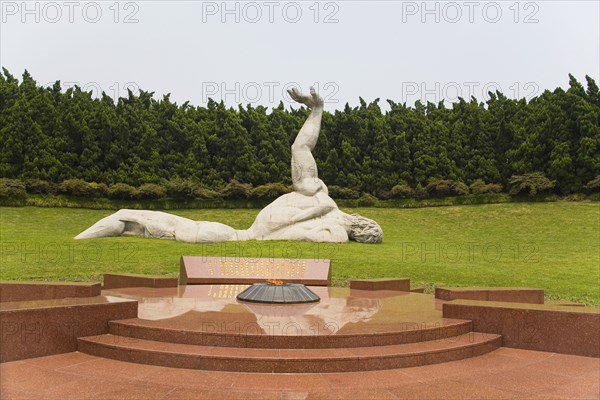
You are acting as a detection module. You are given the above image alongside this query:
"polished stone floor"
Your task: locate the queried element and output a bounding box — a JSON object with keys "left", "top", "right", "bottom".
{"left": 1, "top": 347, "right": 598, "bottom": 399}
{"left": 2, "top": 284, "right": 598, "bottom": 398}
{"left": 102, "top": 285, "right": 459, "bottom": 337}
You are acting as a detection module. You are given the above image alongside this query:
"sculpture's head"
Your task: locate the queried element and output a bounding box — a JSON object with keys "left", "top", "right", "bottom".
{"left": 348, "top": 214, "right": 383, "bottom": 244}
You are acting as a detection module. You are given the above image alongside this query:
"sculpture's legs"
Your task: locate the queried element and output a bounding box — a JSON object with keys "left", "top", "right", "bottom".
{"left": 74, "top": 214, "right": 128, "bottom": 239}
{"left": 75, "top": 209, "right": 240, "bottom": 243}
{"left": 75, "top": 210, "right": 178, "bottom": 240}
{"left": 289, "top": 87, "right": 325, "bottom": 196}
{"left": 291, "top": 107, "right": 322, "bottom": 187}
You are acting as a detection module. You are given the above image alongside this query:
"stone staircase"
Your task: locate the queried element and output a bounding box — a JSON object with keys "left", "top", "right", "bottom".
{"left": 77, "top": 317, "right": 501, "bottom": 373}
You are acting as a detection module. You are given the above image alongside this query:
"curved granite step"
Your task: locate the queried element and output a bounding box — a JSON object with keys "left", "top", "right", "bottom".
{"left": 109, "top": 318, "right": 473, "bottom": 349}
{"left": 77, "top": 332, "right": 501, "bottom": 373}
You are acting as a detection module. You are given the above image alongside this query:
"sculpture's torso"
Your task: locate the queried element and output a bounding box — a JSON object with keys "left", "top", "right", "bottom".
{"left": 245, "top": 191, "right": 351, "bottom": 242}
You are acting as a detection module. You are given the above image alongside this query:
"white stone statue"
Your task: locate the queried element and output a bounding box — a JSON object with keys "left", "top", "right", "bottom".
{"left": 75, "top": 87, "right": 383, "bottom": 244}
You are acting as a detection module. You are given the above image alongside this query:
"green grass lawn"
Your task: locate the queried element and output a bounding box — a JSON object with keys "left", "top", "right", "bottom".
{"left": 1, "top": 203, "right": 598, "bottom": 305}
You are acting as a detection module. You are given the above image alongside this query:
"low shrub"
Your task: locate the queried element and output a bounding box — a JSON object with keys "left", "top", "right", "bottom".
{"left": 585, "top": 175, "right": 600, "bottom": 193}
{"left": 25, "top": 179, "right": 59, "bottom": 195}
{"left": 425, "top": 179, "right": 450, "bottom": 197}
{"left": 89, "top": 182, "right": 108, "bottom": 197}
{"left": 426, "top": 179, "right": 469, "bottom": 197}
{"left": 251, "top": 183, "right": 291, "bottom": 199}
{"left": 221, "top": 179, "right": 253, "bottom": 199}
{"left": 451, "top": 181, "right": 470, "bottom": 196}
{"left": 137, "top": 183, "right": 167, "bottom": 200}
{"left": 390, "top": 183, "right": 414, "bottom": 199}
{"left": 486, "top": 183, "right": 503, "bottom": 194}
{"left": 414, "top": 183, "right": 428, "bottom": 199}
{"left": 356, "top": 193, "right": 378, "bottom": 206}
{"left": 0, "top": 178, "right": 26, "bottom": 199}
{"left": 327, "top": 185, "right": 360, "bottom": 199}
{"left": 564, "top": 193, "right": 587, "bottom": 201}
{"left": 107, "top": 183, "right": 137, "bottom": 200}
{"left": 164, "top": 178, "right": 197, "bottom": 199}
{"left": 60, "top": 179, "right": 95, "bottom": 197}
{"left": 509, "top": 172, "right": 555, "bottom": 196}
{"left": 470, "top": 179, "right": 503, "bottom": 195}
{"left": 469, "top": 179, "right": 486, "bottom": 194}
{"left": 372, "top": 188, "right": 392, "bottom": 200}
{"left": 426, "top": 179, "right": 451, "bottom": 197}
{"left": 194, "top": 186, "right": 222, "bottom": 200}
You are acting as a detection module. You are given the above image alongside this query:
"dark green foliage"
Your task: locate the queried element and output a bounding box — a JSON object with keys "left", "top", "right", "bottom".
{"left": 107, "top": 183, "right": 137, "bottom": 199}
{"left": 251, "top": 183, "right": 291, "bottom": 199}
{"left": 508, "top": 172, "right": 556, "bottom": 196}
{"left": 0, "top": 178, "right": 26, "bottom": 199}
{"left": 137, "top": 183, "right": 167, "bottom": 200}
{"left": 1, "top": 70, "right": 598, "bottom": 196}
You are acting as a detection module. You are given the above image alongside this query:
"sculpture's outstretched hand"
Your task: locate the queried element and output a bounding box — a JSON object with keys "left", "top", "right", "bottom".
{"left": 288, "top": 86, "right": 324, "bottom": 109}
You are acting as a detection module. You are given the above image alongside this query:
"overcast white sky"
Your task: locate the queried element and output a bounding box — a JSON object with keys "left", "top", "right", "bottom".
{"left": 1, "top": 0, "right": 598, "bottom": 109}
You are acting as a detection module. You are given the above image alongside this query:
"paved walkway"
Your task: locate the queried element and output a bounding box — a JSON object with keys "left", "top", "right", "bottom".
{"left": 1, "top": 347, "right": 598, "bottom": 399}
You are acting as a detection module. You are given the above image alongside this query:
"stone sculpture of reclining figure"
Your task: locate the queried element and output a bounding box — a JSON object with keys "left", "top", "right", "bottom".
{"left": 75, "top": 87, "right": 383, "bottom": 244}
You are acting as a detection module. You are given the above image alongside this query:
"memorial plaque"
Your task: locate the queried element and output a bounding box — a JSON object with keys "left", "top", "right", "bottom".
{"left": 179, "top": 256, "right": 330, "bottom": 286}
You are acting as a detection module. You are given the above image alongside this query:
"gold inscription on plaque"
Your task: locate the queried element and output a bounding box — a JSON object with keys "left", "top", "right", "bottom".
{"left": 204, "top": 257, "right": 312, "bottom": 279}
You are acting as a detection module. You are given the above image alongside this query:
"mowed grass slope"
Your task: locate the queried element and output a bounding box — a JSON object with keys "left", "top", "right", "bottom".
{"left": 0, "top": 203, "right": 598, "bottom": 304}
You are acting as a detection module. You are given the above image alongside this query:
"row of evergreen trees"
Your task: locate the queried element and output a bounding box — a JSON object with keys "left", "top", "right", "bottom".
{"left": 1, "top": 69, "right": 598, "bottom": 195}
